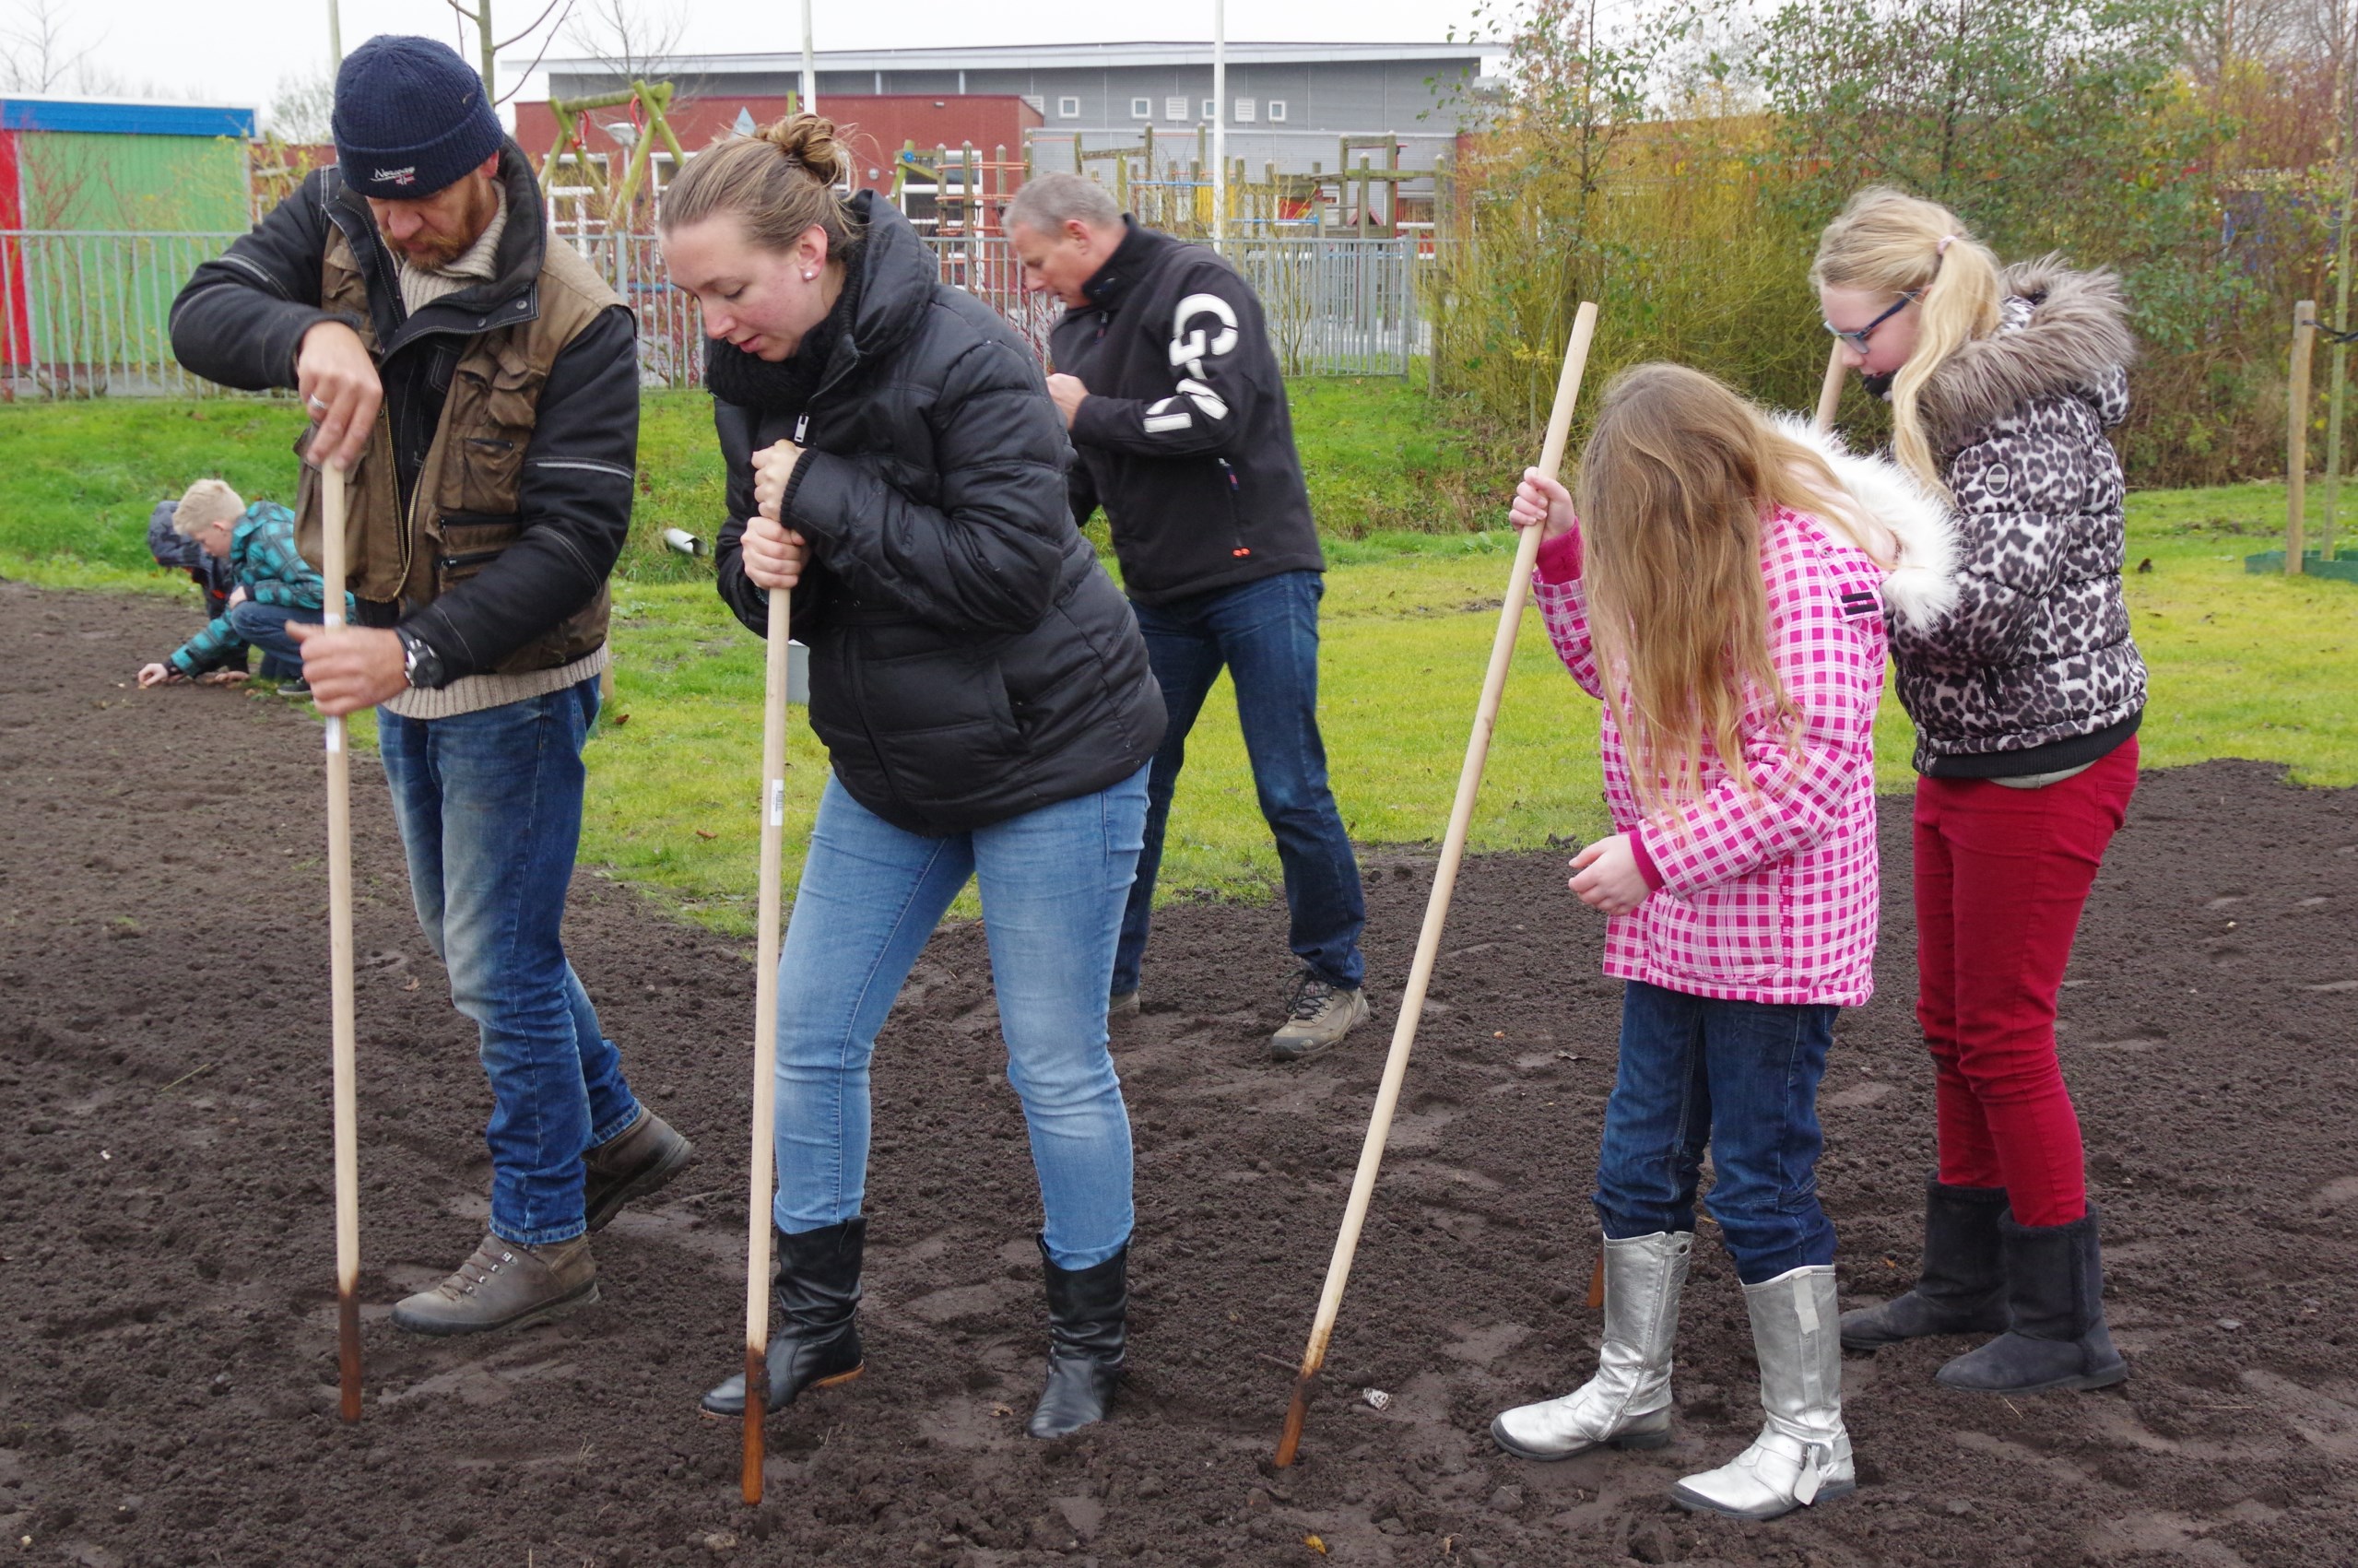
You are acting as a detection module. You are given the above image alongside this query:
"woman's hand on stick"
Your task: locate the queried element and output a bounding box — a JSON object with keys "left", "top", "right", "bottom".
{"left": 1508, "top": 467, "right": 1575, "bottom": 540}
{"left": 750, "top": 440, "right": 806, "bottom": 524}
{"left": 741, "top": 514, "right": 808, "bottom": 593}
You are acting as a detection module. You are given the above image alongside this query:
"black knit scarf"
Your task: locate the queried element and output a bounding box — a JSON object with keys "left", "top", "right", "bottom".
{"left": 703, "top": 246, "right": 865, "bottom": 415}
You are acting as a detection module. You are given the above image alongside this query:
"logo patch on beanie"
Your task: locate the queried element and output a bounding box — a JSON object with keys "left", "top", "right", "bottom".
{"left": 372, "top": 166, "right": 418, "bottom": 186}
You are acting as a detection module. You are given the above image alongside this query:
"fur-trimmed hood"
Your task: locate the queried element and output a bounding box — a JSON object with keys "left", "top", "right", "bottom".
{"left": 1917, "top": 260, "right": 2134, "bottom": 453}
{"left": 1774, "top": 414, "right": 1961, "bottom": 633}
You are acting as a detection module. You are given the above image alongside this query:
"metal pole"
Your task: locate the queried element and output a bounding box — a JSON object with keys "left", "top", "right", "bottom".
{"left": 1213, "top": 0, "right": 1227, "bottom": 252}
{"left": 2323, "top": 41, "right": 2356, "bottom": 560}
{"left": 2291, "top": 301, "right": 2317, "bottom": 575}
{"left": 800, "top": 0, "right": 818, "bottom": 115}
{"left": 328, "top": 0, "right": 343, "bottom": 70}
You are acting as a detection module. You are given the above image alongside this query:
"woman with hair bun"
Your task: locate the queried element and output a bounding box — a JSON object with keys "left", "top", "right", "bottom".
{"left": 658, "top": 114, "right": 1166, "bottom": 1439}
{"left": 1814, "top": 187, "right": 2144, "bottom": 1397}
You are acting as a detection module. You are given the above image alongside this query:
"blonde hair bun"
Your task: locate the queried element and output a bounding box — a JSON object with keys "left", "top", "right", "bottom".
{"left": 757, "top": 112, "right": 852, "bottom": 189}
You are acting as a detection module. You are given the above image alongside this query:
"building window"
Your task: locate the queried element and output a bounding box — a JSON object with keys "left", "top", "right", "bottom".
{"left": 1130, "top": 96, "right": 1151, "bottom": 119}
{"left": 1057, "top": 95, "right": 1080, "bottom": 118}
{"left": 1267, "top": 100, "right": 1288, "bottom": 122}
{"left": 1235, "top": 98, "right": 1256, "bottom": 123}
{"left": 1021, "top": 94, "right": 1044, "bottom": 113}
{"left": 1203, "top": 99, "right": 1219, "bottom": 120}
{"left": 1165, "top": 95, "right": 1188, "bottom": 120}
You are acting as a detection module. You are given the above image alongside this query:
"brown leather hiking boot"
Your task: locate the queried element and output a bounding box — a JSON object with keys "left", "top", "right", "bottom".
{"left": 390, "top": 1232, "right": 599, "bottom": 1336}
{"left": 583, "top": 1107, "right": 693, "bottom": 1232}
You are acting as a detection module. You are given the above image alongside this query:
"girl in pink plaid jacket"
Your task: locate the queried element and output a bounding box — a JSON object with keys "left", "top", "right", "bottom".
{"left": 1487, "top": 365, "right": 1955, "bottom": 1522}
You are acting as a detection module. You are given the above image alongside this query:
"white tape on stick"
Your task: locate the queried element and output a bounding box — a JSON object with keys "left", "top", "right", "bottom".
{"left": 325, "top": 719, "right": 344, "bottom": 755}
{"left": 767, "top": 778, "right": 785, "bottom": 827}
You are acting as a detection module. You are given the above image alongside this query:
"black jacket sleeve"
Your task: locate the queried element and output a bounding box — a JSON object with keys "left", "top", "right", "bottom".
{"left": 1067, "top": 260, "right": 1265, "bottom": 460}
{"left": 169, "top": 171, "right": 348, "bottom": 390}
{"left": 781, "top": 333, "right": 1067, "bottom": 636}
{"left": 398, "top": 305, "right": 639, "bottom": 677}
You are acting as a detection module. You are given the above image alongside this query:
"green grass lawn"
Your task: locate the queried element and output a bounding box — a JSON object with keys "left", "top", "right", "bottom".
{"left": 6, "top": 385, "right": 2352, "bottom": 937}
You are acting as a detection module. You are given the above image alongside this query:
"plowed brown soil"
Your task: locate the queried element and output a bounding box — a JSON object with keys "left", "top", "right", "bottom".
{"left": 5, "top": 578, "right": 2355, "bottom": 1568}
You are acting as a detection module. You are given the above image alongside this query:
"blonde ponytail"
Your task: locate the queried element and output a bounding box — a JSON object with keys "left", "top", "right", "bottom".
{"left": 1811, "top": 187, "right": 2001, "bottom": 490}
{"left": 658, "top": 112, "right": 863, "bottom": 258}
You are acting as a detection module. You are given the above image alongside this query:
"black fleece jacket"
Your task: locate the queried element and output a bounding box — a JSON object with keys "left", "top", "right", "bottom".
{"left": 167, "top": 143, "right": 637, "bottom": 679}
{"left": 1052, "top": 219, "right": 1323, "bottom": 603}
{"left": 713, "top": 195, "right": 1165, "bottom": 837}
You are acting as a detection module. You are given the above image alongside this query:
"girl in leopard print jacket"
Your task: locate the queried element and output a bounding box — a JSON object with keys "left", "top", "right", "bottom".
{"left": 1812, "top": 187, "right": 2142, "bottom": 1405}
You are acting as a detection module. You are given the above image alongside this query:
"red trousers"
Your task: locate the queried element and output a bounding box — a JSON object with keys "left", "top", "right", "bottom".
{"left": 1912, "top": 740, "right": 2138, "bottom": 1226}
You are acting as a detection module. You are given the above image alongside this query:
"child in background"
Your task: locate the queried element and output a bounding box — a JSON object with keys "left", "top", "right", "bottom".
{"left": 1487, "top": 364, "right": 1954, "bottom": 1520}
{"left": 136, "top": 480, "right": 333, "bottom": 692}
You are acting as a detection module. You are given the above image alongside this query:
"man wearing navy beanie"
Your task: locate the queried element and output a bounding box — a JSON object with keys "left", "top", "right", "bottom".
{"left": 171, "top": 34, "right": 692, "bottom": 1335}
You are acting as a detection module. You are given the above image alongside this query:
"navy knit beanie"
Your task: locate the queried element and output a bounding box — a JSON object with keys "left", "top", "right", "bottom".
{"left": 333, "top": 36, "right": 504, "bottom": 199}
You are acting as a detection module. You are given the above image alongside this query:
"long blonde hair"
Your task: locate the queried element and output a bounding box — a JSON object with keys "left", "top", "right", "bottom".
{"left": 1810, "top": 187, "right": 2002, "bottom": 490}
{"left": 1576, "top": 364, "right": 1855, "bottom": 820}
{"left": 657, "top": 112, "right": 863, "bottom": 257}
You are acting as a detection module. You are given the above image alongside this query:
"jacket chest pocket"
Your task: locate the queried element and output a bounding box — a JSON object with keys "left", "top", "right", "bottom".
{"left": 431, "top": 513, "right": 523, "bottom": 593}
{"left": 441, "top": 340, "right": 544, "bottom": 515}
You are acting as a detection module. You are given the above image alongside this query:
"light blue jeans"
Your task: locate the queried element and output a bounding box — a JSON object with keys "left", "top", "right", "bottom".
{"left": 379, "top": 677, "right": 643, "bottom": 1245}
{"left": 774, "top": 768, "right": 1149, "bottom": 1268}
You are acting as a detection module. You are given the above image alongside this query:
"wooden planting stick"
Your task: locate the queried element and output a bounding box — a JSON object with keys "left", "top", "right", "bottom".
{"left": 741, "top": 582, "right": 793, "bottom": 1505}
{"left": 1815, "top": 339, "right": 1847, "bottom": 432}
{"left": 321, "top": 464, "right": 362, "bottom": 1423}
{"left": 2290, "top": 301, "right": 2316, "bottom": 575}
{"left": 1275, "top": 301, "right": 1600, "bottom": 1468}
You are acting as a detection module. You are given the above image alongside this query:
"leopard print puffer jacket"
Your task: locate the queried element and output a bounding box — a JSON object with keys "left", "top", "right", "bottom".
{"left": 1887, "top": 262, "right": 2148, "bottom": 774}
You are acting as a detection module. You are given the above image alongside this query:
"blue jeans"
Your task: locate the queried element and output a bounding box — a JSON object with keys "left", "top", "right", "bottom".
{"left": 775, "top": 769, "right": 1147, "bottom": 1268}
{"left": 1114, "top": 570, "right": 1364, "bottom": 995}
{"left": 1595, "top": 981, "right": 1838, "bottom": 1285}
{"left": 225, "top": 599, "right": 319, "bottom": 680}
{"left": 378, "top": 677, "right": 642, "bottom": 1245}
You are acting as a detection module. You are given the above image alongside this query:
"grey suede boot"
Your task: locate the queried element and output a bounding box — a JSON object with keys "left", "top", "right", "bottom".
{"left": 582, "top": 1108, "right": 694, "bottom": 1232}
{"left": 1672, "top": 1265, "right": 1855, "bottom": 1521}
{"left": 1935, "top": 1206, "right": 2127, "bottom": 1395}
{"left": 1840, "top": 1177, "right": 2010, "bottom": 1350}
{"left": 390, "top": 1232, "right": 599, "bottom": 1336}
{"left": 1491, "top": 1232, "right": 1692, "bottom": 1460}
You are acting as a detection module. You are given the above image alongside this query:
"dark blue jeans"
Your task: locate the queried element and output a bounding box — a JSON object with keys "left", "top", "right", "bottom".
{"left": 224, "top": 599, "right": 316, "bottom": 680}
{"left": 1595, "top": 981, "right": 1837, "bottom": 1285}
{"left": 378, "top": 677, "right": 643, "bottom": 1245}
{"left": 1113, "top": 569, "right": 1365, "bottom": 995}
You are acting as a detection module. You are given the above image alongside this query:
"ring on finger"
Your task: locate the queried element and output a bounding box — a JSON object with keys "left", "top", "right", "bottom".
{"left": 307, "top": 395, "right": 329, "bottom": 415}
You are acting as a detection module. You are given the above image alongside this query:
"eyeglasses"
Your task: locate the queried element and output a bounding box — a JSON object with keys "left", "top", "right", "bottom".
{"left": 1822, "top": 292, "right": 1917, "bottom": 350}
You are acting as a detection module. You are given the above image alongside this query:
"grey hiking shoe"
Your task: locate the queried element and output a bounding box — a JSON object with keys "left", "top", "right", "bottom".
{"left": 582, "top": 1107, "right": 693, "bottom": 1232}
{"left": 390, "top": 1232, "right": 599, "bottom": 1337}
{"left": 1268, "top": 973, "right": 1370, "bottom": 1062}
{"left": 1108, "top": 988, "right": 1140, "bottom": 1019}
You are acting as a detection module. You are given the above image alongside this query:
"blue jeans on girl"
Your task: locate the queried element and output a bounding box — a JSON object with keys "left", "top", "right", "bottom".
{"left": 1595, "top": 980, "right": 1838, "bottom": 1285}
{"left": 773, "top": 768, "right": 1150, "bottom": 1269}
{"left": 378, "top": 677, "right": 644, "bottom": 1246}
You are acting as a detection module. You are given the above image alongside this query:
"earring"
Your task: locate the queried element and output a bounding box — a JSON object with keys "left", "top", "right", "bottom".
{"left": 802, "top": 269, "right": 817, "bottom": 281}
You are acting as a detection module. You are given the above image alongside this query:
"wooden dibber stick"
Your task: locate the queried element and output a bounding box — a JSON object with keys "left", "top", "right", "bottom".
{"left": 320, "top": 464, "right": 363, "bottom": 1423}
{"left": 1815, "top": 338, "right": 1848, "bottom": 433}
{"left": 741, "top": 583, "right": 793, "bottom": 1505}
{"left": 1274, "top": 301, "right": 1600, "bottom": 1468}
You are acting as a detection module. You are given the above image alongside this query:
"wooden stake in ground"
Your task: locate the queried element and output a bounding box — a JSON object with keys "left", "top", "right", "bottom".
{"left": 1814, "top": 339, "right": 1847, "bottom": 433}
{"left": 741, "top": 584, "right": 793, "bottom": 1505}
{"left": 2289, "top": 301, "right": 2317, "bottom": 576}
{"left": 320, "top": 464, "right": 363, "bottom": 1424}
{"left": 1274, "top": 301, "right": 1600, "bottom": 1468}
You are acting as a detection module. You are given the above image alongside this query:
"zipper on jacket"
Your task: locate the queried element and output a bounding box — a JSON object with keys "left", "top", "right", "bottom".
{"left": 437, "top": 548, "right": 504, "bottom": 572}
{"left": 1219, "top": 458, "right": 1252, "bottom": 560}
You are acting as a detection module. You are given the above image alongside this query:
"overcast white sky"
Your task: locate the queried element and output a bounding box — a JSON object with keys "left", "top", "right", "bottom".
{"left": 69, "top": 0, "right": 1491, "bottom": 123}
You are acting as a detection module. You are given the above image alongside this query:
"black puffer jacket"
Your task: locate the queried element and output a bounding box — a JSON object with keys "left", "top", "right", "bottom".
{"left": 714, "top": 195, "right": 1166, "bottom": 837}
{"left": 1888, "top": 262, "right": 2148, "bottom": 777}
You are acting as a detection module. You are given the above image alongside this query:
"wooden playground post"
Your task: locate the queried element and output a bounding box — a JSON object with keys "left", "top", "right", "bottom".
{"left": 2290, "top": 302, "right": 2317, "bottom": 575}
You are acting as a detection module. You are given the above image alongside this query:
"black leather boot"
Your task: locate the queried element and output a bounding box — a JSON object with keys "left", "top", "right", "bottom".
{"left": 699, "top": 1217, "right": 867, "bottom": 1418}
{"left": 1840, "top": 1177, "right": 2010, "bottom": 1350}
{"left": 1936, "top": 1206, "right": 2127, "bottom": 1395}
{"left": 1026, "top": 1237, "right": 1127, "bottom": 1439}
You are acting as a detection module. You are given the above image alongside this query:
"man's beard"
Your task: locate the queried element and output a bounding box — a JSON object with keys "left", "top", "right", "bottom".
{"left": 395, "top": 178, "right": 500, "bottom": 270}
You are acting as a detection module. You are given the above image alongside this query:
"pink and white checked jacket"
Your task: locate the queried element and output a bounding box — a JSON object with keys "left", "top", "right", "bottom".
{"left": 1534, "top": 504, "right": 1895, "bottom": 1008}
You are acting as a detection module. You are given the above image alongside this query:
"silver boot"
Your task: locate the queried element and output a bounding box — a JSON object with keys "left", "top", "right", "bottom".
{"left": 1672, "top": 1264, "right": 1855, "bottom": 1519}
{"left": 1491, "top": 1231, "right": 1692, "bottom": 1460}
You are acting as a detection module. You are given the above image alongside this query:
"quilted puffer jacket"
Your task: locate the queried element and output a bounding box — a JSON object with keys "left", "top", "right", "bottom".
{"left": 1886, "top": 261, "right": 2147, "bottom": 777}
